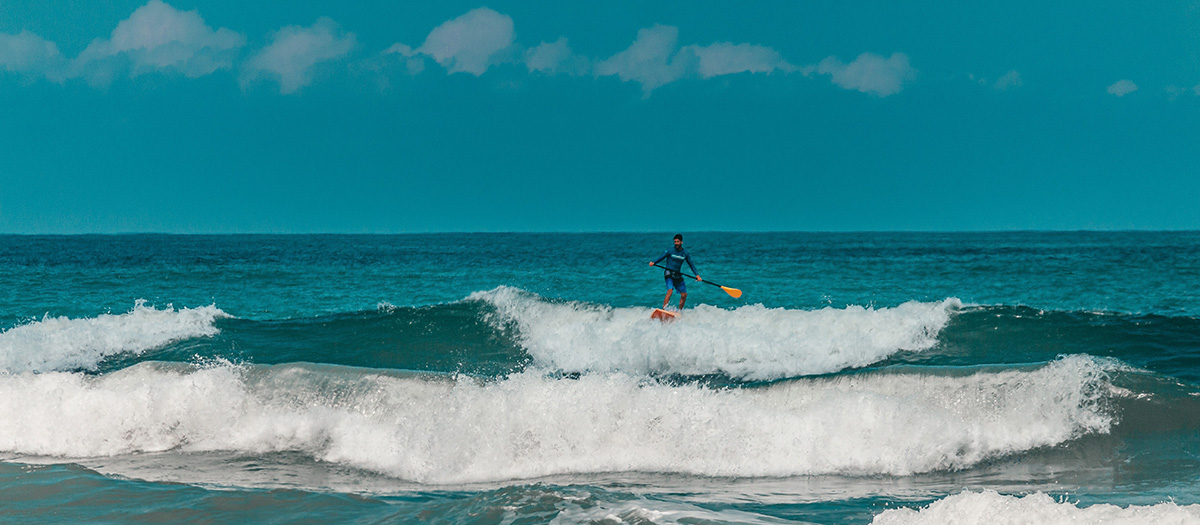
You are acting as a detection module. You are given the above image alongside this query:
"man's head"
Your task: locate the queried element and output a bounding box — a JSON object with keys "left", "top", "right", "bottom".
{"left": 673, "top": 234, "right": 683, "bottom": 249}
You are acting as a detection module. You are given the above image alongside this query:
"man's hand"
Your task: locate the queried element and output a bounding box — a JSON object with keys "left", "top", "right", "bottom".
{"left": 696, "top": 275, "right": 703, "bottom": 282}
{"left": 649, "top": 262, "right": 655, "bottom": 266}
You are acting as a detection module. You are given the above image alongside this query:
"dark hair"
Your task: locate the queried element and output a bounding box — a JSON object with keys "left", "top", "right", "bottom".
{"left": 673, "top": 234, "right": 683, "bottom": 241}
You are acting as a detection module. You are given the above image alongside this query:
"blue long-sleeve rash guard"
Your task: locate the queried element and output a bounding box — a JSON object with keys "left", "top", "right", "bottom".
{"left": 653, "top": 248, "right": 698, "bottom": 276}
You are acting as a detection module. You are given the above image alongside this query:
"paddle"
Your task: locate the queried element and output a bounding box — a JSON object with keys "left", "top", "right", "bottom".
{"left": 652, "top": 263, "right": 743, "bottom": 299}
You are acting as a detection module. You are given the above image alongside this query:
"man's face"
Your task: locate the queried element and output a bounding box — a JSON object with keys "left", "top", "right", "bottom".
{"left": 674, "top": 238, "right": 682, "bottom": 249}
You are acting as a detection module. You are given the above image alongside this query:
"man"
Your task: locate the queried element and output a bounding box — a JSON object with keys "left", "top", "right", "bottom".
{"left": 649, "top": 234, "right": 702, "bottom": 310}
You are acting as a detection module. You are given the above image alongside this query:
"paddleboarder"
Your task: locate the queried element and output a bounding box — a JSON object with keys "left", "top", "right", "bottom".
{"left": 650, "top": 234, "right": 702, "bottom": 310}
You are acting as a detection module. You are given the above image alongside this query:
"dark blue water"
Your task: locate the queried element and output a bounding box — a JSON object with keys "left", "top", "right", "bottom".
{"left": 1, "top": 233, "right": 1199, "bottom": 523}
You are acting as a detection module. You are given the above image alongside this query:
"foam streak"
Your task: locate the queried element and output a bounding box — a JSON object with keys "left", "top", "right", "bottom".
{"left": 872, "top": 490, "right": 1200, "bottom": 524}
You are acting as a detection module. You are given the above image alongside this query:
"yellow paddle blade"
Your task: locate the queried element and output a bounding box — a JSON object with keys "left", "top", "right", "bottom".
{"left": 721, "top": 286, "right": 742, "bottom": 299}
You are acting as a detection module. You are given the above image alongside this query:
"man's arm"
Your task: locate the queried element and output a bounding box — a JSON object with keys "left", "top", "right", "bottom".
{"left": 649, "top": 251, "right": 669, "bottom": 266}
{"left": 686, "top": 254, "right": 701, "bottom": 280}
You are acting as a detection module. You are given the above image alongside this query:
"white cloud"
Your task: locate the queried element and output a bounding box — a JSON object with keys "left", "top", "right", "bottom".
{"left": 417, "top": 8, "right": 513, "bottom": 76}
{"left": 525, "top": 37, "right": 590, "bottom": 76}
{"left": 817, "top": 52, "right": 915, "bottom": 97}
{"left": 74, "top": 0, "right": 244, "bottom": 82}
{"left": 994, "top": 70, "right": 1022, "bottom": 90}
{"left": 242, "top": 18, "right": 356, "bottom": 94}
{"left": 594, "top": 25, "right": 820, "bottom": 95}
{"left": 1107, "top": 79, "right": 1137, "bottom": 97}
{"left": 1, "top": 4, "right": 920, "bottom": 101}
{"left": 376, "top": 12, "right": 895, "bottom": 98}
{"left": 0, "top": 31, "right": 67, "bottom": 81}
{"left": 685, "top": 42, "right": 795, "bottom": 78}
{"left": 380, "top": 12, "right": 897, "bottom": 98}
{"left": 594, "top": 25, "right": 688, "bottom": 94}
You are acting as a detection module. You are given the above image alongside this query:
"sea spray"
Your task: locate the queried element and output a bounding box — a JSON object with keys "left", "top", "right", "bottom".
{"left": 0, "top": 301, "right": 230, "bottom": 374}
{"left": 871, "top": 490, "right": 1200, "bottom": 524}
{"left": 470, "top": 286, "right": 962, "bottom": 379}
{"left": 0, "top": 356, "right": 1113, "bottom": 483}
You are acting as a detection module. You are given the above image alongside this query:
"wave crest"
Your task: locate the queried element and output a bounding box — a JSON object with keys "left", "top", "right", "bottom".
{"left": 0, "top": 301, "right": 231, "bottom": 374}
{"left": 0, "top": 355, "right": 1114, "bottom": 483}
{"left": 469, "top": 286, "right": 961, "bottom": 380}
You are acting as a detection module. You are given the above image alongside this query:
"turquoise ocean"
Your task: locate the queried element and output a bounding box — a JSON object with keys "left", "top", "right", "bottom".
{"left": 2, "top": 232, "right": 1200, "bottom": 523}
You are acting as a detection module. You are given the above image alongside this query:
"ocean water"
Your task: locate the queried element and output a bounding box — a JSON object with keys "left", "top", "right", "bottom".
{"left": 1, "top": 232, "right": 1199, "bottom": 524}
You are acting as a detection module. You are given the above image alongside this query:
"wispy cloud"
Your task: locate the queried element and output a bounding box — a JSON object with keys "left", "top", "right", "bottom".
{"left": 594, "top": 25, "right": 688, "bottom": 94}
{"left": 241, "top": 18, "right": 356, "bottom": 94}
{"left": 524, "top": 37, "right": 590, "bottom": 76}
{"left": 1107, "top": 79, "right": 1137, "bottom": 97}
{"left": 994, "top": 70, "right": 1022, "bottom": 90}
{"left": 382, "top": 43, "right": 425, "bottom": 75}
{"left": 74, "top": 0, "right": 244, "bottom": 85}
{"left": 592, "top": 25, "right": 800, "bottom": 95}
{"left": 969, "top": 70, "right": 1023, "bottom": 91}
{"left": 685, "top": 42, "right": 796, "bottom": 78}
{"left": 817, "top": 52, "right": 915, "bottom": 97}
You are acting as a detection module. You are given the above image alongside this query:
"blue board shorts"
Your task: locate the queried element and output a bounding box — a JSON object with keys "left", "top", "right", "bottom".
{"left": 665, "top": 275, "right": 687, "bottom": 294}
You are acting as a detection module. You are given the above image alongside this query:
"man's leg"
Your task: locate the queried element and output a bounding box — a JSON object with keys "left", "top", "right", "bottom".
{"left": 679, "top": 292, "right": 687, "bottom": 310}
{"left": 663, "top": 290, "right": 673, "bottom": 309}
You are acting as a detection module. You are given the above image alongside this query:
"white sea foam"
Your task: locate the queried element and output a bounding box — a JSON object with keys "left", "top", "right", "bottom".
{"left": 0, "top": 301, "right": 231, "bottom": 374}
{"left": 549, "top": 496, "right": 785, "bottom": 525}
{"left": 871, "top": 490, "right": 1200, "bottom": 524}
{"left": 468, "top": 286, "right": 961, "bottom": 380}
{"left": 0, "top": 355, "right": 1112, "bottom": 484}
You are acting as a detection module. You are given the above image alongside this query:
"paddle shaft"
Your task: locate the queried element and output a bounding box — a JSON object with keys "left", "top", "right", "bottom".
{"left": 652, "top": 263, "right": 730, "bottom": 289}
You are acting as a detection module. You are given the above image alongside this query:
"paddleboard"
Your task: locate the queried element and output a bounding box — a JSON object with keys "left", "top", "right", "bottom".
{"left": 650, "top": 308, "right": 679, "bottom": 322}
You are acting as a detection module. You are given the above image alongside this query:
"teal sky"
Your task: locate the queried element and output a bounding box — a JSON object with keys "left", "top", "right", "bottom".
{"left": 2, "top": 1, "right": 1199, "bottom": 233}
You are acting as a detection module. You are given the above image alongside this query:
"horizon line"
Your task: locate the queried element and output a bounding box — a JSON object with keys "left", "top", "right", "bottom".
{"left": 2, "top": 229, "right": 1198, "bottom": 236}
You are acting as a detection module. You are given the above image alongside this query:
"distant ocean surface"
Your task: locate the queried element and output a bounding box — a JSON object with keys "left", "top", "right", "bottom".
{"left": 2, "top": 232, "right": 1200, "bottom": 524}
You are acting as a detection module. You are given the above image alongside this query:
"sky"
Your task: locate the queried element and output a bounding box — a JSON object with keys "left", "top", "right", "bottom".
{"left": 1, "top": 0, "right": 1199, "bottom": 233}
